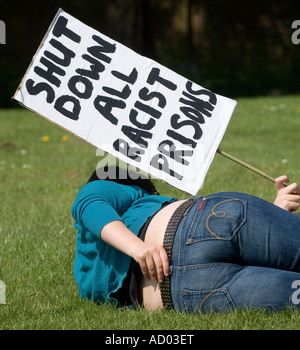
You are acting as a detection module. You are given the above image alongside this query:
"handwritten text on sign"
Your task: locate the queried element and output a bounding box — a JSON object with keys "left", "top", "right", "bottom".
{"left": 14, "top": 9, "right": 236, "bottom": 195}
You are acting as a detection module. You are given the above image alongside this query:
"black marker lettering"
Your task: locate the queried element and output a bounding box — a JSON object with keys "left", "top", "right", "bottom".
{"left": 25, "top": 79, "right": 55, "bottom": 104}
{"left": 138, "top": 87, "right": 166, "bottom": 109}
{"left": 134, "top": 101, "right": 162, "bottom": 119}
{"left": 180, "top": 91, "right": 215, "bottom": 119}
{"left": 121, "top": 125, "right": 152, "bottom": 148}
{"left": 68, "top": 75, "right": 93, "bottom": 99}
{"left": 157, "top": 140, "right": 192, "bottom": 166}
{"left": 76, "top": 54, "right": 105, "bottom": 80}
{"left": 34, "top": 57, "right": 65, "bottom": 88}
{"left": 169, "top": 113, "right": 202, "bottom": 142}
{"left": 54, "top": 95, "right": 81, "bottom": 121}
{"left": 44, "top": 39, "right": 76, "bottom": 67}
{"left": 147, "top": 67, "right": 177, "bottom": 91}
{"left": 185, "top": 81, "right": 217, "bottom": 105}
{"left": 88, "top": 35, "right": 116, "bottom": 63}
{"left": 150, "top": 154, "right": 183, "bottom": 180}
{"left": 52, "top": 16, "right": 81, "bottom": 43}
{"left": 112, "top": 68, "right": 138, "bottom": 85}
{"left": 94, "top": 95, "right": 126, "bottom": 125}
{"left": 102, "top": 85, "right": 131, "bottom": 99}
{"left": 129, "top": 109, "right": 156, "bottom": 130}
{"left": 166, "top": 129, "right": 197, "bottom": 148}
{"left": 180, "top": 106, "right": 205, "bottom": 123}
{"left": 113, "top": 139, "right": 144, "bottom": 162}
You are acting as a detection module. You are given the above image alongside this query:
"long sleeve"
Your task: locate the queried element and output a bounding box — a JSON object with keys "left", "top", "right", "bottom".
{"left": 71, "top": 179, "right": 176, "bottom": 304}
{"left": 71, "top": 180, "right": 145, "bottom": 239}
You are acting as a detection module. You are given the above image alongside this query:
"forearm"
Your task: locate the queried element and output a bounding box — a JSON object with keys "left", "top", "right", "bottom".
{"left": 100, "top": 220, "right": 145, "bottom": 260}
{"left": 101, "top": 220, "right": 169, "bottom": 283}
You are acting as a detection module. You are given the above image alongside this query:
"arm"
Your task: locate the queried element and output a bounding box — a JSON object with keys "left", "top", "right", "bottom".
{"left": 72, "top": 180, "right": 169, "bottom": 282}
{"left": 274, "top": 175, "right": 300, "bottom": 214}
{"left": 101, "top": 220, "right": 169, "bottom": 283}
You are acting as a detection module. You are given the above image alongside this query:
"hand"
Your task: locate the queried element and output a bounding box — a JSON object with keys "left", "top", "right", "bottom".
{"left": 133, "top": 243, "right": 169, "bottom": 283}
{"left": 101, "top": 220, "right": 169, "bottom": 282}
{"left": 274, "top": 175, "right": 300, "bottom": 212}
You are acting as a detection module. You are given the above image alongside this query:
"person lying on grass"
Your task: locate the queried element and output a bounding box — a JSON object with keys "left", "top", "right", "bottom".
{"left": 72, "top": 167, "right": 300, "bottom": 313}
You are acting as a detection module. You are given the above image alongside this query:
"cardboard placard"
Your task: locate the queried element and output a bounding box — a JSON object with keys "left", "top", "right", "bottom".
{"left": 14, "top": 9, "right": 237, "bottom": 195}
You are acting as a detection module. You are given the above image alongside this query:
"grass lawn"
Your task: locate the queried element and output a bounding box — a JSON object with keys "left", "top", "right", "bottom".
{"left": 0, "top": 95, "right": 300, "bottom": 330}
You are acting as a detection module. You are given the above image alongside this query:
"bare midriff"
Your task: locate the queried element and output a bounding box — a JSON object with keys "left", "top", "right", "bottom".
{"left": 141, "top": 199, "right": 188, "bottom": 310}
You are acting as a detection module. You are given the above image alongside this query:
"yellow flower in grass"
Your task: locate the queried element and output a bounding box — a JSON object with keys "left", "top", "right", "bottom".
{"left": 42, "top": 136, "right": 50, "bottom": 142}
{"left": 297, "top": 107, "right": 300, "bottom": 113}
{"left": 61, "top": 135, "right": 69, "bottom": 142}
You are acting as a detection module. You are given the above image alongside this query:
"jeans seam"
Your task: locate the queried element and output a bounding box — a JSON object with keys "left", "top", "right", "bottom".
{"left": 172, "top": 262, "right": 233, "bottom": 270}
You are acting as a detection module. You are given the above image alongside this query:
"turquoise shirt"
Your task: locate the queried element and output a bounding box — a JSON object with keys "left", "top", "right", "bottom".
{"left": 71, "top": 180, "right": 176, "bottom": 304}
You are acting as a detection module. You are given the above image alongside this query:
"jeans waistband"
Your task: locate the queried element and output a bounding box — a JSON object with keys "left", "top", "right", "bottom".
{"left": 160, "top": 198, "right": 198, "bottom": 309}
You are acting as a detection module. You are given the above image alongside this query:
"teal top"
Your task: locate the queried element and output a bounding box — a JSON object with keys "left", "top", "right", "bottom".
{"left": 71, "top": 180, "right": 176, "bottom": 305}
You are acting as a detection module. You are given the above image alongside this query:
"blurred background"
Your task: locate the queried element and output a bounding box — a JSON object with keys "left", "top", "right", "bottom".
{"left": 1, "top": 0, "right": 299, "bottom": 108}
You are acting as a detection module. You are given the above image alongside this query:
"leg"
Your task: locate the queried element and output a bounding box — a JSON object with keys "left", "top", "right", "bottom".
{"left": 182, "top": 193, "right": 300, "bottom": 271}
{"left": 226, "top": 265, "right": 300, "bottom": 311}
{"left": 221, "top": 192, "right": 300, "bottom": 271}
{"left": 170, "top": 194, "right": 300, "bottom": 313}
{"left": 171, "top": 262, "right": 300, "bottom": 313}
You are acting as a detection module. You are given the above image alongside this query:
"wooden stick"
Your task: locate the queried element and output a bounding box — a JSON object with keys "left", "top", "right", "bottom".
{"left": 216, "top": 148, "right": 277, "bottom": 184}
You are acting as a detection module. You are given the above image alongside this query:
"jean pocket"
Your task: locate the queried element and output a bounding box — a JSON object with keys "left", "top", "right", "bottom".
{"left": 187, "top": 196, "right": 246, "bottom": 243}
{"left": 182, "top": 288, "right": 235, "bottom": 313}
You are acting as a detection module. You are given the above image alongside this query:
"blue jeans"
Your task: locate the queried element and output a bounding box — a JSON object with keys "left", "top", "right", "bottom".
{"left": 170, "top": 192, "right": 300, "bottom": 313}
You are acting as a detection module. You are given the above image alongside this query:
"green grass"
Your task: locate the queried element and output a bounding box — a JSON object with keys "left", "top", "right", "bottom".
{"left": 0, "top": 95, "right": 300, "bottom": 330}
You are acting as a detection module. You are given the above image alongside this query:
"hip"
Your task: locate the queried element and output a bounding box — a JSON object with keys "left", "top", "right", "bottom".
{"left": 140, "top": 192, "right": 252, "bottom": 310}
{"left": 141, "top": 199, "right": 189, "bottom": 310}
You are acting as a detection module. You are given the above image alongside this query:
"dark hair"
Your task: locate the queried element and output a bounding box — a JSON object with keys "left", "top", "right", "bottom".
{"left": 87, "top": 165, "right": 159, "bottom": 195}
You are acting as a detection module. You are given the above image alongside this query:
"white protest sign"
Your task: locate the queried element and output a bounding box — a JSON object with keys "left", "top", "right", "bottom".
{"left": 14, "top": 8, "right": 237, "bottom": 195}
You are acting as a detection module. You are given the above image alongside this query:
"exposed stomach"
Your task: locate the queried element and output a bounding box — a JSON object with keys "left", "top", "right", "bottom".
{"left": 141, "top": 199, "right": 188, "bottom": 310}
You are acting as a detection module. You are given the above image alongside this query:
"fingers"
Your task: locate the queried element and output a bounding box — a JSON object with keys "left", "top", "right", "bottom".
{"left": 275, "top": 175, "right": 300, "bottom": 194}
{"left": 147, "top": 247, "right": 169, "bottom": 283}
{"left": 275, "top": 175, "right": 289, "bottom": 190}
{"left": 289, "top": 182, "right": 300, "bottom": 196}
{"left": 280, "top": 194, "right": 300, "bottom": 212}
{"left": 274, "top": 175, "right": 300, "bottom": 212}
{"left": 156, "top": 247, "right": 169, "bottom": 282}
{"left": 278, "top": 180, "right": 300, "bottom": 197}
{"left": 137, "top": 245, "right": 169, "bottom": 283}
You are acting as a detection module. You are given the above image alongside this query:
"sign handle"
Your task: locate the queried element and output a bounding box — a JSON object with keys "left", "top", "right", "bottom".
{"left": 216, "top": 148, "right": 276, "bottom": 184}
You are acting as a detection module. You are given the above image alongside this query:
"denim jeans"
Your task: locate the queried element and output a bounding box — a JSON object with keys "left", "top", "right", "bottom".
{"left": 170, "top": 192, "right": 300, "bottom": 313}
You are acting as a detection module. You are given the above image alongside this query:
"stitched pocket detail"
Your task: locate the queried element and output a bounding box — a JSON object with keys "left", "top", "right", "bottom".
{"left": 187, "top": 196, "right": 246, "bottom": 243}
{"left": 182, "top": 288, "right": 235, "bottom": 313}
